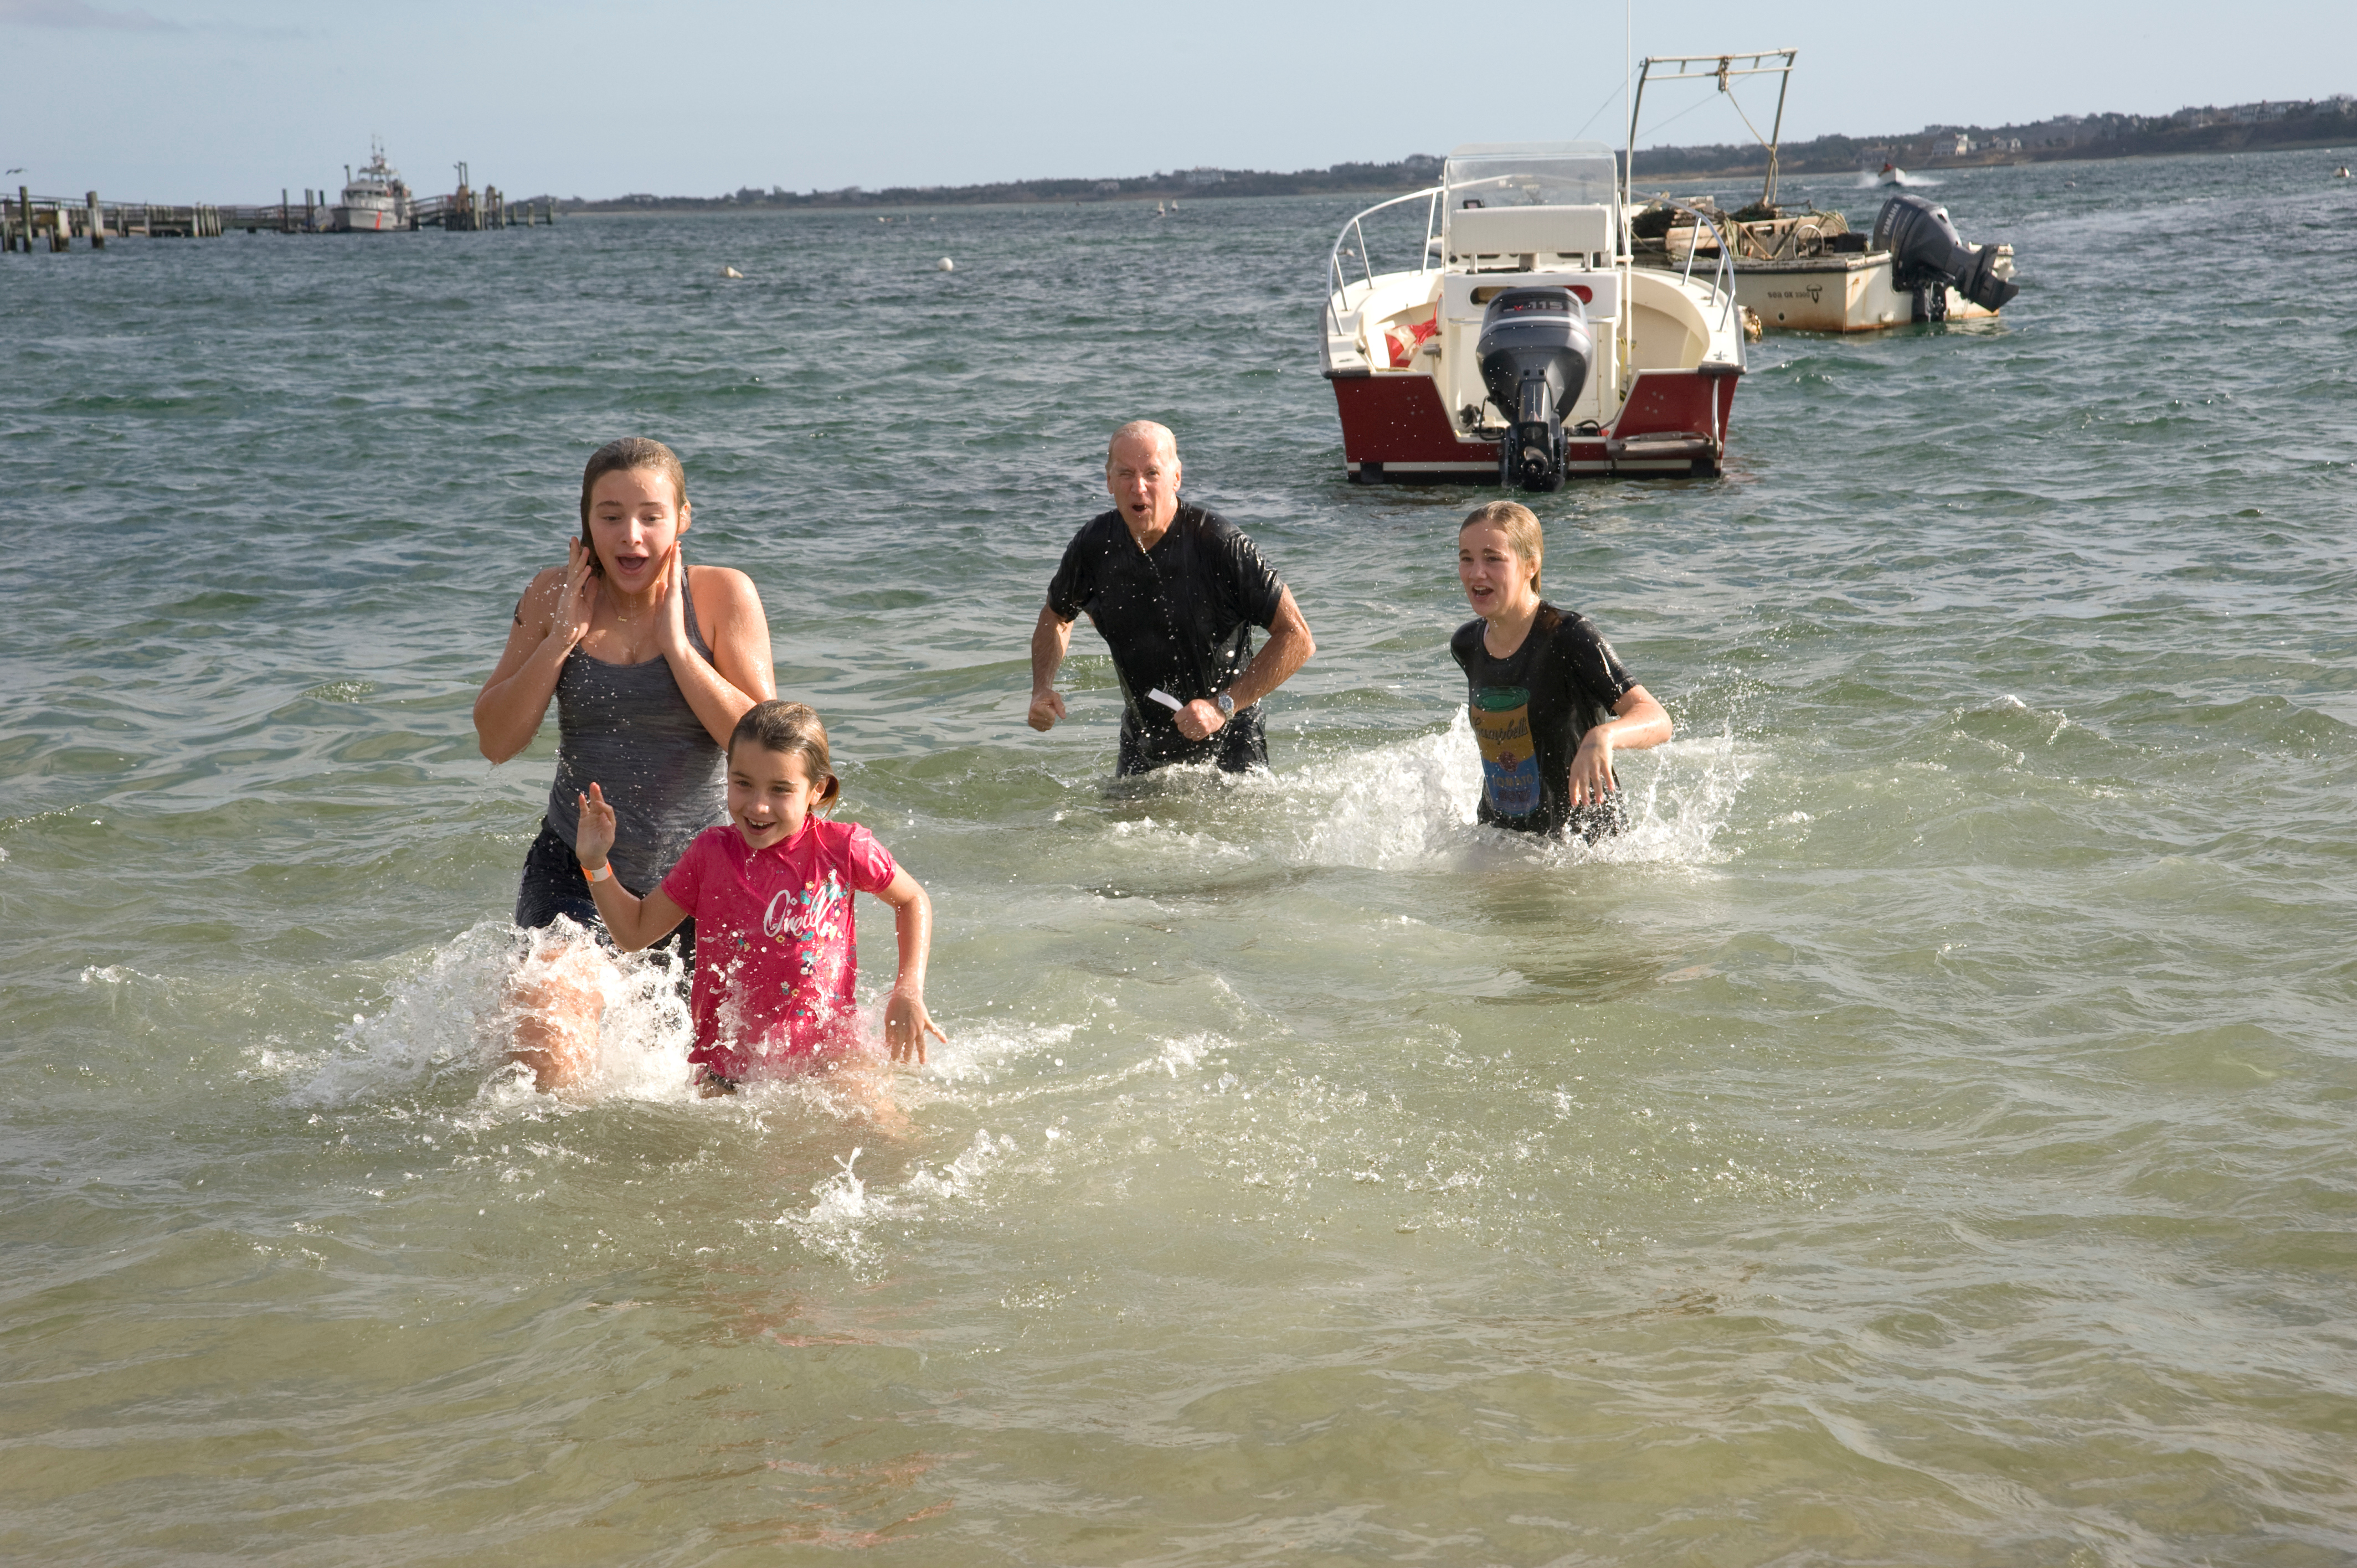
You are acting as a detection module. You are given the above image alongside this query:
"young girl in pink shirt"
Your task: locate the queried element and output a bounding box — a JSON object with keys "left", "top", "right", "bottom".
{"left": 573, "top": 700, "right": 945, "bottom": 1092}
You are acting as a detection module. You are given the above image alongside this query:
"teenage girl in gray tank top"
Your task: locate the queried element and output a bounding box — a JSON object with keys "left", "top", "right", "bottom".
{"left": 473, "top": 439, "right": 777, "bottom": 1089}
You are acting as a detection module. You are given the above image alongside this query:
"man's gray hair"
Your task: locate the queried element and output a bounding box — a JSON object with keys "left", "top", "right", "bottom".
{"left": 1105, "top": 420, "right": 1179, "bottom": 472}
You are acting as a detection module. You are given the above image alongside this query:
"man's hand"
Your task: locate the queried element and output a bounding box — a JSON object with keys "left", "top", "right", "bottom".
{"left": 1027, "top": 688, "right": 1068, "bottom": 732}
{"left": 1028, "top": 606, "right": 1076, "bottom": 732}
{"left": 1174, "top": 698, "right": 1227, "bottom": 741}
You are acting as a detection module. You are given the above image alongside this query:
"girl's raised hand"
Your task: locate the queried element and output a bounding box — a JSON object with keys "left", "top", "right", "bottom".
{"left": 575, "top": 782, "right": 619, "bottom": 868}
{"left": 655, "top": 540, "right": 690, "bottom": 657}
{"left": 559, "top": 538, "right": 599, "bottom": 649}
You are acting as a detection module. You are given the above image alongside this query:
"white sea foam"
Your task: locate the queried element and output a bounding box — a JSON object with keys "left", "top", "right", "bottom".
{"left": 81, "top": 963, "right": 168, "bottom": 986}
{"left": 919, "top": 1020, "right": 1079, "bottom": 1087}
{"left": 272, "top": 914, "right": 1094, "bottom": 1144}
{"left": 902, "top": 1127, "right": 1015, "bottom": 1199}
{"left": 1295, "top": 711, "right": 1484, "bottom": 869}
{"left": 284, "top": 918, "right": 696, "bottom": 1110}
{"left": 1098, "top": 810, "right": 1256, "bottom": 868}
{"left": 1854, "top": 169, "right": 1941, "bottom": 188}
{"left": 772, "top": 1146, "right": 901, "bottom": 1271}
{"left": 1291, "top": 709, "right": 1753, "bottom": 870}
{"left": 1567, "top": 727, "right": 1755, "bottom": 866}
{"left": 1147, "top": 1033, "right": 1212, "bottom": 1079}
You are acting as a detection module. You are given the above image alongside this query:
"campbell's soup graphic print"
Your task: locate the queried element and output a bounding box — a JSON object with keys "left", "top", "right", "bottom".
{"left": 1471, "top": 686, "right": 1541, "bottom": 817}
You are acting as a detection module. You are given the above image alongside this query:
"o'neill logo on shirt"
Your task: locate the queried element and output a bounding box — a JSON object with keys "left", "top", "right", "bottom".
{"left": 763, "top": 871, "right": 847, "bottom": 943}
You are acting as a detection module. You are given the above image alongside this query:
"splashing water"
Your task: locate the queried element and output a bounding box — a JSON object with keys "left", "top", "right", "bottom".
{"left": 902, "top": 1127, "right": 1016, "bottom": 1199}
{"left": 1294, "top": 709, "right": 1753, "bottom": 870}
{"left": 775, "top": 1145, "right": 901, "bottom": 1272}
{"left": 1855, "top": 167, "right": 1942, "bottom": 188}
{"left": 284, "top": 917, "right": 696, "bottom": 1111}
{"left": 1295, "top": 712, "right": 1483, "bottom": 869}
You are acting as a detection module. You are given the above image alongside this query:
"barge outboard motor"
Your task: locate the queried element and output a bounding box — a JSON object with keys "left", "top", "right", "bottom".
{"left": 1870, "top": 192, "right": 2020, "bottom": 322}
{"left": 1477, "top": 287, "right": 1593, "bottom": 492}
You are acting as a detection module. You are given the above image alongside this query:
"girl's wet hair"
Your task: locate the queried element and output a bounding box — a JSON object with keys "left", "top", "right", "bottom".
{"left": 1460, "top": 499, "right": 1543, "bottom": 595}
{"left": 729, "top": 701, "right": 841, "bottom": 809}
{"left": 578, "top": 437, "right": 688, "bottom": 573}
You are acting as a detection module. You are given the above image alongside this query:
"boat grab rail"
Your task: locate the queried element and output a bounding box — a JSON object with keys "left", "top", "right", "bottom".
{"left": 1322, "top": 188, "right": 1741, "bottom": 375}
{"left": 1324, "top": 185, "right": 1442, "bottom": 335}
{"left": 1657, "top": 199, "right": 1743, "bottom": 350}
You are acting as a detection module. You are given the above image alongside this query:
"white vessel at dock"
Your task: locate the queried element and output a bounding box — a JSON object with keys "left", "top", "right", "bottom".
{"left": 331, "top": 142, "right": 413, "bottom": 234}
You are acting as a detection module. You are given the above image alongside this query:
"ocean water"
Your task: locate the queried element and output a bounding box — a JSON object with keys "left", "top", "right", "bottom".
{"left": 4, "top": 148, "right": 2354, "bottom": 1565}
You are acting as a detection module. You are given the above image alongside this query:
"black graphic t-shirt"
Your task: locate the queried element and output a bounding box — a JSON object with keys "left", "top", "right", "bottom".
{"left": 1449, "top": 604, "right": 1638, "bottom": 835}
{"left": 1047, "top": 504, "right": 1287, "bottom": 760}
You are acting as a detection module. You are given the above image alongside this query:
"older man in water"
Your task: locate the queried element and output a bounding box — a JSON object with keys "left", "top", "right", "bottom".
{"left": 1028, "top": 421, "right": 1315, "bottom": 774}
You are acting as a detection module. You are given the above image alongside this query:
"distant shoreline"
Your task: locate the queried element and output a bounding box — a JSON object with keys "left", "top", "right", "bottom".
{"left": 547, "top": 112, "right": 2352, "bottom": 214}
{"left": 554, "top": 136, "right": 2355, "bottom": 216}
{"left": 1628, "top": 101, "right": 2355, "bottom": 190}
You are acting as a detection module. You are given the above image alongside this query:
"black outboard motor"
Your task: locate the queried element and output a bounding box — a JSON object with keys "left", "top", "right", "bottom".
{"left": 1871, "top": 192, "right": 2020, "bottom": 322}
{"left": 1476, "top": 287, "right": 1593, "bottom": 492}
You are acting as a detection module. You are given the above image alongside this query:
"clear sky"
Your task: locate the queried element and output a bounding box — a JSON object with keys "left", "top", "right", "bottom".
{"left": 4, "top": 0, "right": 2351, "bottom": 200}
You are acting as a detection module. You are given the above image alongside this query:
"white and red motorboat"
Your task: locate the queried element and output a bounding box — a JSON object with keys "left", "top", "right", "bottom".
{"left": 1320, "top": 141, "right": 1746, "bottom": 488}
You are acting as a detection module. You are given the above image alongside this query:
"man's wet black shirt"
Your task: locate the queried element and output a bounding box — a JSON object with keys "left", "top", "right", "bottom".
{"left": 1046, "top": 503, "right": 1286, "bottom": 744}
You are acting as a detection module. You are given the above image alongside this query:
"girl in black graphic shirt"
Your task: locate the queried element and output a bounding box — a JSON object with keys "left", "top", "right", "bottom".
{"left": 1449, "top": 501, "right": 1672, "bottom": 838}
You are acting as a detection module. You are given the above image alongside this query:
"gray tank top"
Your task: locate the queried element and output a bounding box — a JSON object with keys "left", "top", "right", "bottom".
{"left": 543, "top": 580, "right": 728, "bottom": 895}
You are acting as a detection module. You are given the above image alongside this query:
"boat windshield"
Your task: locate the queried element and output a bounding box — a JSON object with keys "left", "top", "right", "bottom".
{"left": 1443, "top": 143, "right": 1619, "bottom": 209}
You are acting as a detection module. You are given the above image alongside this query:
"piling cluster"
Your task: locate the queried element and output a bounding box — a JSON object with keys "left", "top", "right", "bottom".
{"left": 2, "top": 188, "right": 219, "bottom": 249}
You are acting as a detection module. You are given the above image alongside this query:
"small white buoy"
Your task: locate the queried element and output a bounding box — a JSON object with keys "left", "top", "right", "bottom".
{"left": 722, "top": 265, "right": 743, "bottom": 279}
{"left": 935, "top": 256, "right": 954, "bottom": 272}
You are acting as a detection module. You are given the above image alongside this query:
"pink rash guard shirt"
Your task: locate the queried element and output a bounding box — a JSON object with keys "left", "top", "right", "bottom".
{"left": 658, "top": 817, "right": 899, "bottom": 1079}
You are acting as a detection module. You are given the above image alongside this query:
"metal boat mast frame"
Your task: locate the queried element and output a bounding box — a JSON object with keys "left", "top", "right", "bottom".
{"left": 1626, "top": 49, "right": 1798, "bottom": 209}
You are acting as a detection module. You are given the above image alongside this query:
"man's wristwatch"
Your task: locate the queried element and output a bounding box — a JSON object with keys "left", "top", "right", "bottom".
{"left": 1214, "top": 692, "right": 1237, "bottom": 717}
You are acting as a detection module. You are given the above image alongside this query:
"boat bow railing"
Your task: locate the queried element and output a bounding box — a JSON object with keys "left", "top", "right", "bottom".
{"left": 1324, "top": 186, "right": 1442, "bottom": 333}
{"left": 1654, "top": 198, "right": 1744, "bottom": 359}
{"left": 1324, "top": 187, "right": 1742, "bottom": 373}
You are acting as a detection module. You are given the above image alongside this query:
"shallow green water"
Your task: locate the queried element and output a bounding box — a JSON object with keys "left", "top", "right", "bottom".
{"left": 4, "top": 148, "right": 2355, "bottom": 1565}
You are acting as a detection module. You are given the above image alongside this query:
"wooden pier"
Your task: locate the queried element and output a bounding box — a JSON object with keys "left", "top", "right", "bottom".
{"left": 3, "top": 184, "right": 557, "bottom": 251}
